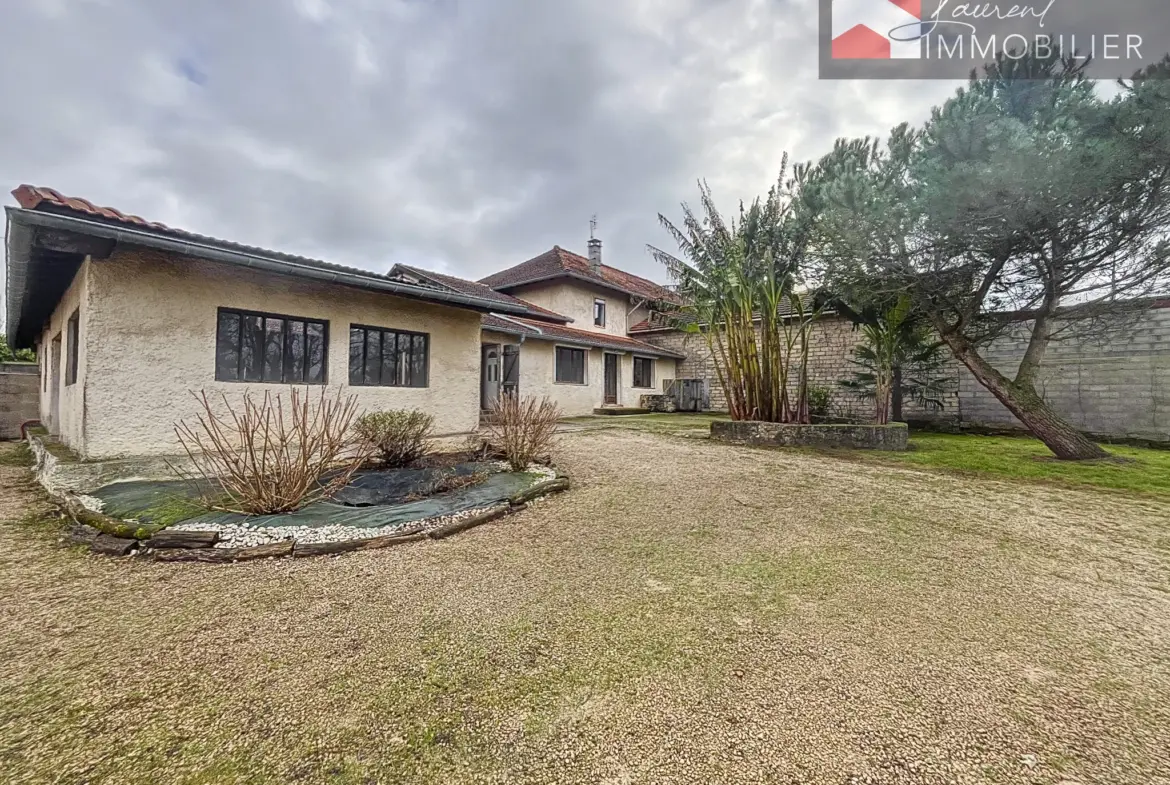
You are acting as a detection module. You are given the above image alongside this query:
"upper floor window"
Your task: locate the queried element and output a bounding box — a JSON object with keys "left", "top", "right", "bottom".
{"left": 349, "top": 325, "right": 429, "bottom": 388}
{"left": 65, "top": 310, "right": 79, "bottom": 386}
{"left": 593, "top": 299, "right": 606, "bottom": 327}
{"left": 216, "top": 308, "right": 327, "bottom": 384}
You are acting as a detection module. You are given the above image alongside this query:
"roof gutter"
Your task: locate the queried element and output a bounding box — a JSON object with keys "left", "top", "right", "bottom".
{"left": 5, "top": 208, "right": 532, "bottom": 317}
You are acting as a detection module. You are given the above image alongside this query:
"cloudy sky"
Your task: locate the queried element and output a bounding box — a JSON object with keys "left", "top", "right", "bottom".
{"left": 0, "top": 0, "right": 958, "bottom": 283}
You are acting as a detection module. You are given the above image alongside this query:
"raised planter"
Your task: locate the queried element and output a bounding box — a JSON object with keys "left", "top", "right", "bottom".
{"left": 711, "top": 420, "right": 909, "bottom": 451}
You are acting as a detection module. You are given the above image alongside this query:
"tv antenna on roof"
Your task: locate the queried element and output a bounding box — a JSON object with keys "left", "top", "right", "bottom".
{"left": 590, "top": 214, "right": 598, "bottom": 240}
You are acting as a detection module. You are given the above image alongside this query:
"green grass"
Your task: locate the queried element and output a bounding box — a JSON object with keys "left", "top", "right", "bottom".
{"left": 572, "top": 414, "right": 1170, "bottom": 498}
{"left": 858, "top": 432, "right": 1170, "bottom": 498}
{"left": 0, "top": 442, "right": 33, "bottom": 467}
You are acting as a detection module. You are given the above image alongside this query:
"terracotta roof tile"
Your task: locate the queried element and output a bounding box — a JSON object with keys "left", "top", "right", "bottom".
{"left": 12, "top": 185, "right": 171, "bottom": 230}
{"left": 392, "top": 265, "right": 571, "bottom": 322}
{"left": 479, "top": 246, "right": 682, "bottom": 304}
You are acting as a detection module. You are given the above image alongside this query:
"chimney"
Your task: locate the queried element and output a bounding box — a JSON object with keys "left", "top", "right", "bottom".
{"left": 587, "top": 237, "right": 602, "bottom": 273}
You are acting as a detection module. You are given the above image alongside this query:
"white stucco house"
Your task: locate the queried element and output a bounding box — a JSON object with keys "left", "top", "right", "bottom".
{"left": 4, "top": 186, "right": 682, "bottom": 460}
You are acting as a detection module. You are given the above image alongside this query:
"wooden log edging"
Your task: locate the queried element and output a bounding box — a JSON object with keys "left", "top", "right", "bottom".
{"left": 62, "top": 473, "right": 572, "bottom": 561}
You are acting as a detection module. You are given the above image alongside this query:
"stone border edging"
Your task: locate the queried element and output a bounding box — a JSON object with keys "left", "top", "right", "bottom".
{"left": 56, "top": 474, "right": 572, "bottom": 562}
{"left": 710, "top": 420, "right": 909, "bottom": 451}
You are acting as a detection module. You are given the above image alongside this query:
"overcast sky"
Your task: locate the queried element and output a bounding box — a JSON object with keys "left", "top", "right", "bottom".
{"left": 0, "top": 0, "right": 958, "bottom": 283}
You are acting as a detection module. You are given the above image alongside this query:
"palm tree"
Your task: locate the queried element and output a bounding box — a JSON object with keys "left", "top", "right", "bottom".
{"left": 649, "top": 159, "right": 822, "bottom": 423}
{"left": 835, "top": 295, "right": 955, "bottom": 424}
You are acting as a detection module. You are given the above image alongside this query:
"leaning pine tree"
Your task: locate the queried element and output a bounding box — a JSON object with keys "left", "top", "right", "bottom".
{"left": 815, "top": 54, "right": 1170, "bottom": 459}
{"left": 649, "top": 159, "right": 822, "bottom": 423}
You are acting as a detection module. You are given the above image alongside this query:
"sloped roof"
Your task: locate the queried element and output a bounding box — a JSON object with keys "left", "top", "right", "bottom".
{"left": 481, "top": 314, "right": 684, "bottom": 359}
{"left": 6, "top": 185, "right": 538, "bottom": 346}
{"left": 391, "top": 264, "right": 571, "bottom": 323}
{"left": 480, "top": 246, "right": 681, "bottom": 303}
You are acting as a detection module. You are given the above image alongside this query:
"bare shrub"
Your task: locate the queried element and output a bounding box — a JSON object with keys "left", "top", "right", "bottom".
{"left": 173, "top": 387, "right": 371, "bottom": 515}
{"left": 482, "top": 394, "right": 560, "bottom": 471}
{"left": 354, "top": 409, "right": 434, "bottom": 468}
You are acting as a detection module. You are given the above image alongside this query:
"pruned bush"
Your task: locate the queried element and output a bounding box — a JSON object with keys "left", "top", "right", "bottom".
{"left": 173, "top": 387, "right": 371, "bottom": 515}
{"left": 482, "top": 394, "right": 560, "bottom": 471}
{"left": 807, "top": 385, "right": 833, "bottom": 421}
{"left": 355, "top": 409, "right": 434, "bottom": 468}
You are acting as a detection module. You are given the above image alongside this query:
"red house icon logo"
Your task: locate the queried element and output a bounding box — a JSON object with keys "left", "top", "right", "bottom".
{"left": 832, "top": 0, "right": 923, "bottom": 59}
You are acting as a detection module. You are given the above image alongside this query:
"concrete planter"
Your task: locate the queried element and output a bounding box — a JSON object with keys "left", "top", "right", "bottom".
{"left": 711, "top": 420, "right": 909, "bottom": 451}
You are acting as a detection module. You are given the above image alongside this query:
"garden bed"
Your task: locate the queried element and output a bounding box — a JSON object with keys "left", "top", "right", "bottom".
{"left": 711, "top": 420, "right": 909, "bottom": 451}
{"left": 55, "top": 458, "right": 570, "bottom": 560}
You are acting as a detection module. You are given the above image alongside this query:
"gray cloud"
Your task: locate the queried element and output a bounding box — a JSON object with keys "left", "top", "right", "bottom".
{"left": 0, "top": 0, "right": 956, "bottom": 283}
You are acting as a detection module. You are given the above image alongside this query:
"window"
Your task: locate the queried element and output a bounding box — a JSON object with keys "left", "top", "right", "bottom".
{"left": 633, "top": 356, "right": 654, "bottom": 389}
{"left": 216, "top": 308, "right": 327, "bottom": 384}
{"left": 555, "top": 346, "right": 586, "bottom": 384}
{"left": 349, "top": 325, "right": 429, "bottom": 387}
{"left": 65, "top": 310, "right": 79, "bottom": 386}
{"left": 593, "top": 299, "right": 606, "bottom": 327}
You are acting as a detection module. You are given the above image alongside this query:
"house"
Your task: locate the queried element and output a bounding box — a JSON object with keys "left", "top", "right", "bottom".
{"left": 474, "top": 242, "right": 684, "bottom": 415}
{"left": 3, "top": 186, "right": 682, "bottom": 460}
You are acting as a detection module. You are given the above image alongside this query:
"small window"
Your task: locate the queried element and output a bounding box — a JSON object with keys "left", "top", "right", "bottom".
{"left": 593, "top": 299, "right": 606, "bottom": 327}
{"left": 349, "top": 325, "right": 429, "bottom": 387}
{"left": 65, "top": 310, "right": 79, "bottom": 386}
{"left": 633, "top": 356, "right": 654, "bottom": 389}
{"left": 555, "top": 346, "right": 586, "bottom": 384}
{"left": 216, "top": 308, "right": 327, "bottom": 384}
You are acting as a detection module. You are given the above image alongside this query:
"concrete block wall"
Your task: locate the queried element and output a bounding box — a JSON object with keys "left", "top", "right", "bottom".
{"left": 0, "top": 363, "right": 40, "bottom": 440}
{"left": 638, "top": 306, "right": 1170, "bottom": 443}
{"left": 956, "top": 307, "right": 1170, "bottom": 442}
{"left": 638, "top": 318, "right": 960, "bottom": 422}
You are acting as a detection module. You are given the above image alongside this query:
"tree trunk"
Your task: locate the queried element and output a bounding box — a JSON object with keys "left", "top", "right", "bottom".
{"left": 943, "top": 336, "right": 1109, "bottom": 460}
{"left": 891, "top": 366, "right": 904, "bottom": 422}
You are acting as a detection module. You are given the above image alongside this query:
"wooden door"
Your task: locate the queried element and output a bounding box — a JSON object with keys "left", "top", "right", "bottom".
{"left": 481, "top": 345, "right": 500, "bottom": 410}
{"left": 603, "top": 353, "right": 618, "bottom": 405}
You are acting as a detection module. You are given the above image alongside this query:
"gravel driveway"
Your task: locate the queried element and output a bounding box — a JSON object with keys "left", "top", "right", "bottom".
{"left": 1, "top": 431, "right": 1168, "bottom": 784}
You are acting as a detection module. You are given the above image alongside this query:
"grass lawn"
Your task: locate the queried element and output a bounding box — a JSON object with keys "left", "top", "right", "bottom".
{"left": 868, "top": 432, "right": 1170, "bottom": 498}
{"left": 2, "top": 432, "right": 1169, "bottom": 784}
{"left": 567, "top": 413, "right": 1170, "bottom": 498}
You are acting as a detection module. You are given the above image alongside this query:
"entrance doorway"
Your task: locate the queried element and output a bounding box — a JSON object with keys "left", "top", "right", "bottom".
{"left": 603, "top": 353, "right": 619, "bottom": 405}
{"left": 481, "top": 345, "right": 501, "bottom": 410}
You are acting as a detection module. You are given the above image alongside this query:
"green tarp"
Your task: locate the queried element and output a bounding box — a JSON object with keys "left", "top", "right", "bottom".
{"left": 91, "top": 464, "right": 543, "bottom": 530}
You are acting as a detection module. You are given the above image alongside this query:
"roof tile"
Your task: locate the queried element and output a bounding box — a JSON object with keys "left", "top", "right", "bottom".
{"left": 480, "top": 246, "right": 681, "bottom": 303}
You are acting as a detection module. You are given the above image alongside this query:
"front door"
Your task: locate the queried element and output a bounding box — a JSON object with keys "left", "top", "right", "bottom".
{"left": 603, "top": 353, "right": 619, "bottom": 405}
{"left": 481, "top": 345, "right": 501, "bottom": 410}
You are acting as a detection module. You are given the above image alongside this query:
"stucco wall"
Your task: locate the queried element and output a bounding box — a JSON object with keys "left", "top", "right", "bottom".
{"left": 39, "top": 259, "right": 91, "bottom": 452}
{"left": 73, "top": 248, "right": 483, "bottom": 459}
{"left": 508, "top": 281, "right": 641, "bottom": 337}
{"left": 480, "top": 330, "right": 678, "bottom": 416}
{"left": 0, "top": 363, "right": 39, "bottom": 440}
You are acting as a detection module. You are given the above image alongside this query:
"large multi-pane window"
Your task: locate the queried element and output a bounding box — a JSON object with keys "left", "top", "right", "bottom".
{"left": 633, "top": 356, "right": 654, "bottom": 388}
{"left": 215, "top": 308, "right": 327, "bottom": 384}
{"left": 555, "top": 346, "right": 586, "bottom": 384}
{"left": 348, "top": 325, "right": 429, "bottom": 387}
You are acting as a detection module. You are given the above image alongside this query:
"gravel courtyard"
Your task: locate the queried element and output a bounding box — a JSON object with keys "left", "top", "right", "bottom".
{"left": 1, "top": 430, "right": 1168, "bottom": 784}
